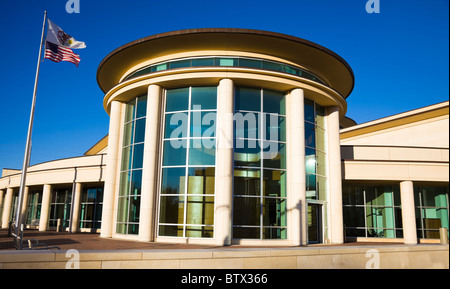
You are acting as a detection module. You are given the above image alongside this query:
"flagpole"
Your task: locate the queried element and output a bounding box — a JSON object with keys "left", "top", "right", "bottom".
{"left": 14, "top": 11, "right": 47, "bottom": 236}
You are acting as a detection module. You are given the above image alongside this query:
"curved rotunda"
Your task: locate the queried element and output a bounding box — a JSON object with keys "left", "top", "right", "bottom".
{"left": 97, "top": 28, "right": 354, "bottom": 246}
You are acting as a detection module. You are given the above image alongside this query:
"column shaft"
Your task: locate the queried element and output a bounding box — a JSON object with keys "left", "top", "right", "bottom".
{"left": 0, "top": 190, "right": 4, "bottom": 227}
{"left": 100, "top": 100, "right": 123, "bottom": 238}
{"left": 327, "top": 106, "right": 344, "bottom": 244}
{"left": 139, "top": 84, "right": 162, "bottom": 242}
{"left": 400, "top": 180, "right": 418, "bottom": 245}
{"left": 214, "top": 78, "right": 234, "bottom": 245}
{"left": 39, "top": 184, "right": 52, "bottom": 231}
{"left": 287, "top": 88, "right": 307, "bottom": 246}
{"left": 71, "top": 182, "right": 82, "bottom": 233}
{"left": 1, "top": 188, "right": 14, "bottom": 229}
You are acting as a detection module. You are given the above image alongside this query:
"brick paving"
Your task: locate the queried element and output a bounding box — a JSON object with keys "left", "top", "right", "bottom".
{"left": 0, "top": 229, "right": 402, "bottom": 251}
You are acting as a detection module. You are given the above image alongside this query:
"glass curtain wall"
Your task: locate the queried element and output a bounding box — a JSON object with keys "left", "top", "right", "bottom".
{"left": 49, "top": 188, "right": 72, "bottom": 228}
{"left": 80, "top": 187, "right": 103, "bottom": 230}
{"left": 414, "top": 185, "right": 449, "bottom": 239}
{"left": 304, "top": 99, "right": 327, "bottom": 201}
{"left": 25, "top": 189, "right": 42, "bottom": 226}
{"left": 232, "top": 87, "right": 287, "bottom": 239}
{"left": 117, "top": 95, "right": 147, "bottom": 235}
{"left": 343, "top": 184, "right": 402, "bottom": 238}
{"left": 158, "top": 87, "right": 217, "bottom": 238}
{"left": 9, "top": 189, "right": 19, "bottom": 222}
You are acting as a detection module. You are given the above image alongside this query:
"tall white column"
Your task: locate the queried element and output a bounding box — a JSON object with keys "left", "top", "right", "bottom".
{"left": 71, "top": 182, "right": 82, "bottom": 233}
{"left": 287, "top": 88, "right": 307, "bottom": 246}
{"left": 1, "top": 188, "right": 13, "bottom": 229}
{"left": 139, "top": 84, "right": 162, "bottom": 242}
{"left": 214, "top": 78, "right": 234, "bottom": 246}
{"left": 327, "top": 106, "right": 344, "bottom": 244}
{"left": 0, "top": 189, "right": 4, "bottom": 227}
{"left": 100, "top": 100, "right": 123, "bottom": 238}
{"left": 400, "top": 180, "right": 418, "bottom": 245}
{"left": 39, "top": 184, "right": 52, "bottom": 231}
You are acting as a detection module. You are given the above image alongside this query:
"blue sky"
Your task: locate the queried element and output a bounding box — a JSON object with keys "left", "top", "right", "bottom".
{"left": 0, "top": 0, "right": 448, "bottom": 172}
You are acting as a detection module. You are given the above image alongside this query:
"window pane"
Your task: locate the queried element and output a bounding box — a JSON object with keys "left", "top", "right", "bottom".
{"left": 306, "top": 174, "right": 316, "bottom": 193}
{"left": 187, "top": 167, "right": 215, "bottom": 195}
{"left": 121, "top": 146, "right": 132, "bottom": 171}
{"left": 122, "top": 122, "right": 134, "bottom": 146}
{"left": 263, "top": 198, "right": 287, "bottom": 226}
{"left": 239, "top": 58, "right": 261, "bottom": 69}
{"left": 317, "top": 176, "right": 327, "bottom": 201}
{"left": 119, "top": 171, "right": 131, "bottom": 196}
{"left": 132, "top": 143, "right": 144, "bottom": 169}
{"left": 233, "top": 197, "right": 260, "bottom": 226}
{"left": 263, "top": 170, "right": 286, "bottom": 198}
{"left": 264, "top": 115, "right": 286, "bottom": 142}
{"left": 128, "top": 196, "right": 140, "bottom": 223}
{"left": 317, "top": 151, "right": 326, "bottom": 176}
{"left": 166, "top": 88, "right": 189, "bottom": 112}
{"left": 190, "top": 111, "right": 216, "bottom": 138}
{"left": 136, "top": 95, "right": 147, "bottom": 118}
{"left": 186, "top": 226, "right": 213, "bottom": 238}
{"left": 170, "top": 59, "right": 191, "bottom": 69}
{"left": 191, "top": 87, "right": 217, "bottom": 110}
{"left": 163, "top": 139, "right": 187, "bottom": 166}
{"left": 234, "top": 140, "right": 260, "bottom": 167}
{"left": 263, "top": 90, "right": 285, "bottom": 115}
{"left": 262, "top": 141, "right": 286, "bottom": 169}
{"left": 186, "top": 196, "right": 214, "bottom": 225}
{"left": 192, "top": 58, "right": 215, "bottom": 67}
{"left": 305, "top": 122, "right": 316, "bottom": 148}
{"left": 263, "top": 228, "right": 287, "bottom": 239}
{"left": 124, "top": 100, "right": 135, "bottom": 123}
{"left": 189, "top": 139, "right": 216, "bottom": 166}
{"left": 216, "top": 57, "right": 236, "bottom": 67}
{"left": 304, "top": 98, "right": 315, "bottom": 123}
{"left": 316, "top": 126, "right": 326, "bottom": 152}
{"left": 305, "top": 148, "right": 316, "bottom": 174}
{"left": 234, "top": 112, "right": 259, "bottom": 139}
{"left": 235, "top": 87, "right": 260, "bottom": 112}
{"left": 262, "top": 61, "right": 283, "bottom": 72}
{"left": 316, "top": 105, "right": 325, "bottom": 128}
{"left": 159, "top": 196, "right": 185, "bottom": 224}
{"left": 233, "top": 227, "right": 260, "bottom": 239}
{"left": 130, "top": 170, "right": 142, "bottom": 196}
{"left": 234, "top": 169, "right": 260, "bottom": 196}
{"left": 165, "top": 112, "right": 188, "bottom": 139}
{"left": 161, "top": 167, "right": 186, "bottom": 194}
{"left": 134, "top": 118, "right": 146, "bottom": 143}
{"left": 117, "top": 196, "right": 129, "bottom": 223}
{"left": 159, "top": 225, "right": 183, "bottom": 237}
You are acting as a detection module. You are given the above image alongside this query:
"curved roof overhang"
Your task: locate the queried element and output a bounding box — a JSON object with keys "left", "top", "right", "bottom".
{"left": 97, "top": 28, "right": 354, "bottom": 99}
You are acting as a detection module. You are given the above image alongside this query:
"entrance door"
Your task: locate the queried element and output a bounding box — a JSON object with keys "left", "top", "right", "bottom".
{"left": 308, "top": 204, "right": 322, "bottom": 243}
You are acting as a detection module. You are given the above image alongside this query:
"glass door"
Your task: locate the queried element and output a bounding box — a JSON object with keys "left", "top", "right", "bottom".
{"left": 308, "top": 203, "right": 322, "bottom": 243}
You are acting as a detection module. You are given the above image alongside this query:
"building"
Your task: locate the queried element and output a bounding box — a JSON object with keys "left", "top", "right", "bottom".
{"left": 1, "top": 29, "right": 448, "bottom": 247}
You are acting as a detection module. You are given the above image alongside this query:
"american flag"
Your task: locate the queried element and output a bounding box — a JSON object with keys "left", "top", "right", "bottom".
{"left": 44, "top": 41, "right": 80, "bottom": 67}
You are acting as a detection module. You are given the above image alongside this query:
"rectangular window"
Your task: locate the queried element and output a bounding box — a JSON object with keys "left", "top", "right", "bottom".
{"left": 414, "top": 185, "right": 449, "bottom": 239}
{"left": 158, "top": 87, "right": 217, "bottom": 239}
{"left": 343, "top": 184, "right": 402, "bottom": 239}
{"left": 80, "top": 187, "right": 103, "bottom": 229}
{"left": 116, "top": 95, "right": 147, "bottom": 235}
{"left": 233, "top": 87, "right": 287, "bottom": 240}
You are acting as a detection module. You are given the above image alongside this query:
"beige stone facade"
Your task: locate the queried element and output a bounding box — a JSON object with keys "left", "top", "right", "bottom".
{"left": 0, "top": 29, "right": 448, "bottom": 247}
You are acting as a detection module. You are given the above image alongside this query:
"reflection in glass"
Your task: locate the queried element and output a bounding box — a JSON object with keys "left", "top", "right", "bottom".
{"left": 234, "top": 169, "right": 260, "bottom": 196}
{"left": 161, "top": 168, "right": 186, "bottom": 194}
{"left": 163, "top": 139, "right": 187, "bottom": 166}
{"left": 166, "top": 88, "right": 189, "bottom": 112}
